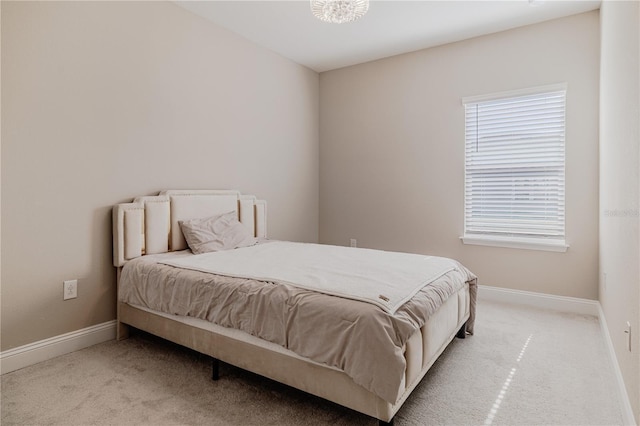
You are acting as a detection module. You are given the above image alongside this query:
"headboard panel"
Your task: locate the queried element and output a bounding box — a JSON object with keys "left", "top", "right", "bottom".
{"left": 113, "top": 190, "right": 267, "bottom": 267}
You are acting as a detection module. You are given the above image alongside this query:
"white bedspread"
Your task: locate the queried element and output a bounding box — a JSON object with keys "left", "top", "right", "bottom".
{"left": 160, "top": 241, "right": 457, "bottom": 314}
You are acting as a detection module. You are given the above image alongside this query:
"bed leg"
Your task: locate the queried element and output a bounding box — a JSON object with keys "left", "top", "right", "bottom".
{"left": 116, "top": 272, "right": 130, "bottom": 341}
{"left": 456, "top": 322, "right": 467, "bottom": 339}
{"left": 211, "top": 358, "right": 220, "bottom": 381}
{"left": 379, "top": 418, "right": 394, "bottom": 426}
{"left": 117, "top": 321, "right": 130, "bottom": 341}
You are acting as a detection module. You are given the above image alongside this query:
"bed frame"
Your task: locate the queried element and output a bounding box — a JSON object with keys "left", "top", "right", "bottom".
{"left": 113, "top": 190, "right": 471, "bottom": 425}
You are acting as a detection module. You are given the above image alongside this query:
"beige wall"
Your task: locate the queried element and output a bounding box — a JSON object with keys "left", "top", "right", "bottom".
{"left": 599, "top": 0, "right": 640, "bottom": 421}
{"left": 1, "top": 1, "right": 319, "bottom": 351}
{"left": 320, "top": 11, "right": 600, "bottom": 300}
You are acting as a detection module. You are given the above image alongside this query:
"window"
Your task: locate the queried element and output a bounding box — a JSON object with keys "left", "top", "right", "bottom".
{"left": 462, "top": 84, "right": 568, "bottom": 252}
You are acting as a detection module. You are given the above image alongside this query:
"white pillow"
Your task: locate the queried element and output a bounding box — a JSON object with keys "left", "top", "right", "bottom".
{"left": 179, "top": 211, "right": 257, "bottom": 254}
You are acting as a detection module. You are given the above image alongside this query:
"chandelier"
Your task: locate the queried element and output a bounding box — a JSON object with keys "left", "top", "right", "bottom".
{"left": 310, "top": 0, "right": 370, "bottom": 24}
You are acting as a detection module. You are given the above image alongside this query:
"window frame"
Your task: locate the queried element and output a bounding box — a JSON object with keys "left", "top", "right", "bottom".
{"left": 460, "top": 84, "right": 569, "bottom": 253}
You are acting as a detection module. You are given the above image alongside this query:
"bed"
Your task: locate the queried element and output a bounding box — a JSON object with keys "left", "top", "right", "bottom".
{"left": 113, "top": 189, "right": 477, "bottom": 425}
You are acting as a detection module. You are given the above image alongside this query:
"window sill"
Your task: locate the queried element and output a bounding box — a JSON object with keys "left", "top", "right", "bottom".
{"left": 460, "top": 235, "right": 569, "bottom": 252}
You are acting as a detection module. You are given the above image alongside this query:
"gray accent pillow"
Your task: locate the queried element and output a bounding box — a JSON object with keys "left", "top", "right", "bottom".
{"left": 179, "top": 211, "right": 257, "bottom": 254}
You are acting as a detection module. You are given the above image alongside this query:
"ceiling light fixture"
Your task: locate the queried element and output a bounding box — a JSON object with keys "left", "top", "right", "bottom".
{"left": 310, "top": 0, "right": 369, "bottom": 24}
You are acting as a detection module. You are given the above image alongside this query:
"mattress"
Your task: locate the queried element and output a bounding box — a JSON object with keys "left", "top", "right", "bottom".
{"left": 119, "top": 248, "right": 477, "bottom": 403}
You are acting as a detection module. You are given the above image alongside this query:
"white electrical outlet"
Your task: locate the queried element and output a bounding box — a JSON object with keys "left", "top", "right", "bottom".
{"left": 625, "top": 321, "right": 631, "bottom": 352}
{"left": 63, "top": 279, "right": 77, "bottom": 300}
{"left": 350, "top": 238, "right": 357, "bottom": 248}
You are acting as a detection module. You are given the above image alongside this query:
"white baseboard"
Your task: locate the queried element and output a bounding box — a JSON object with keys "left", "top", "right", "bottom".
{"left": 478, "top": 284, "right": 599, "bottom": 316}
{"left": 0, "top": 320, "right": 116, "bottom": 375}
{"left": 478, "top": 285, "right": 635, "bottom": 425}
{"left": 597, "top": 304, "right": 637, "bottom": 426}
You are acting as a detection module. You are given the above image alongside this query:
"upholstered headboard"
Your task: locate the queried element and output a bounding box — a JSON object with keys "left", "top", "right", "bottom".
{"left": 113, "top": 190, "right": 267, "bottom": 267}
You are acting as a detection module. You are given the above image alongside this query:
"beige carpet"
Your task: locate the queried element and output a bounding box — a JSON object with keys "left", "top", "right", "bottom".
{"left": 1, "top": 300, "right": 624, "bottom": 425}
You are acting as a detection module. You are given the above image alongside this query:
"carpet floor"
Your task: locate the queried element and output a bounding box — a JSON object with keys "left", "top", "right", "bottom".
{"left": 1, "top": 300, "right": 624, "bottom": 425}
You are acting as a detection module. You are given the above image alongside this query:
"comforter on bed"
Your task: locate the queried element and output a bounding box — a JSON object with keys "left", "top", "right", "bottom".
{"left": 160, "top": 241, "right": 462, "bottom": 315}
{"left": 119, "top": 248, "right": 477, "bottom": 403}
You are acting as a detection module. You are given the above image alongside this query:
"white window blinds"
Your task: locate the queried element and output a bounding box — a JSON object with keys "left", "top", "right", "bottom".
{"left": 463, "top": 86, "right": 566, "bottom": 244}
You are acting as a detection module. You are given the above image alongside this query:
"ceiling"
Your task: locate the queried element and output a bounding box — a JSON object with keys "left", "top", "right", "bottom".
{"left": 175, "top": 0, "right": 601, "bottom": 72}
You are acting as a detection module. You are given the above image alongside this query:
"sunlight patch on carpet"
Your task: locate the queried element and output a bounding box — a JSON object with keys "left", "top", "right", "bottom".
{"left": 484, "top": 334, "right": 533, "bottom": 425}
